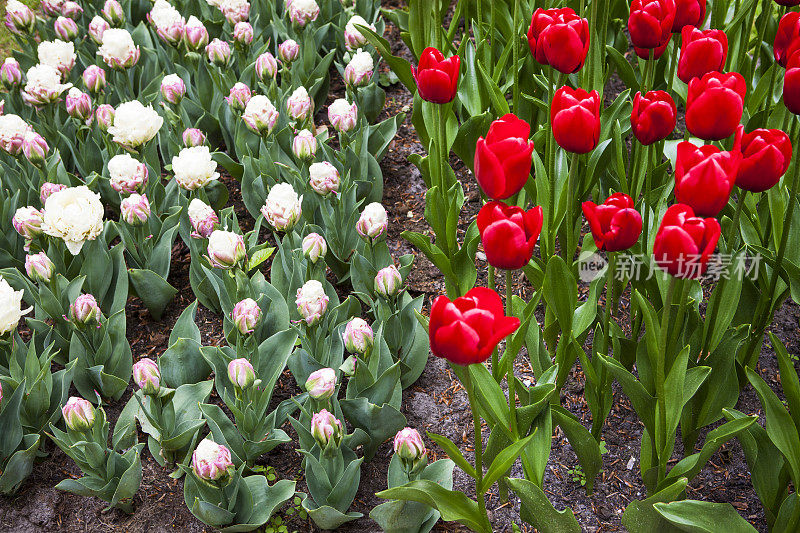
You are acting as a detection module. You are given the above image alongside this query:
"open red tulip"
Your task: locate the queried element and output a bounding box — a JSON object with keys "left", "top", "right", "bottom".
{"left": 654, "top": 203, "right": 720, "bottom": 279}
{"left": 582, "top": 193, "right": 642, "bottom": 252}
{"left": 412, "top": 47, "right": 460, "bottom": 104}
{"left": 477, "top": 201, "right": 543, "bottom": 270}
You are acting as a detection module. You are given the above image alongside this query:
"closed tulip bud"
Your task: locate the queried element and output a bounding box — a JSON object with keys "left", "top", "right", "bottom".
{"left": 188, "top": 198, "right": 218, "bottom": 238}
{"left": 70, "top": 294, "right": 101, "bottom": 326}
{"left": 242, "top": 95, "right": 279, "bottom": 136}
{"left": 227, "top": 358, "right": 255, "bottom": 389}
{"left": 628, "top": 0, "right": 676, "bottom": 55}
{"left": 224, "top": 82, "right": 251, "bottom": 113}
{"left": 231, "top": 298, "right": 261, "bottom": 335}
{"left": 654, "top": 204, "right": 720, "bottom": 279}
{"left": 82, "top": 65, "right": 106, "bottom": 95}
{"left": 774, "top": 12, "right": 800, "bottom": 68}
{"left": 278, "top": 39, "right": 300, "bottom": 64}
{"left": 343, "top": 317, "right": 373, "bottom": 354}
{"left": 62, "top": 397, "right": 95, "bottom": 431}
{"left": 88, "top": 16, "right": 110, "bottom": 44}
{"left": 292, "top": 129, "right": 317, "bottom": 160}
{"left": 233, "top": 21, "right": 253, "bottom": 46}
{"left": 685, "top": 71, "right": 746, "bottom": 140}
{"left": 630, "top": 90, "right": 677, "bottom": 145}
{"left": 344, "top": 49, "right": 374, "bottom": 88}
{"left": 192, "top": 439, "right": 233, "bottom": 483}
{"left": 54, "top": 16, "right": 79, "bottom": 40}
{"left": 733, "top": 125, "right": 792, "bottom": 193}
{"left": 206, "top": 39, "right": 231, "bottom": 67}
{"left": 0, "top": 58, "right": 23, "bottom": 90}
{"left": 120, "top": 194, "right": 150, "bottom": 226}
{"left": 261, "top": 182, "right": 302, "bottom": 231}
{"left": 182, "top": 128, "right": 207, "bottom": 147}
{"left": 221, "top": 0, "right": 250, "bottom": 24}
{"left": 374, "top": 265, "right": 402, "bottom": 298}
{"left": 674, "top": 141, "right": 739, "bottom": 217}
{"left": 61, "top": 1, "right": 83, "bottom": 19}
{"left": 527, "top": 8, "right": 590, "bottom": 74}
{"left": 474, "top": 114, "right": 535, "bottom": 200}
{"left": 286, "top": 86, "right": 313, "bottom": 122}
{"left": 255, "top": 52, "right": 278, "bottom": 81}
{"left": 429, "top": 287, "right": 520, "bottom": 365}
{"left": 477, "top": 202, "right": 543, "bottom": 270}
{"left": 288, "top": 0, "right": 319, "bottom": 28}
{"left": 344, "top": 15, "right": 375, "bottom": 50}
{"left": 672, "top": 0, "right": 706, "bottom": 31}
{"left": 160, "top": 74, "right": 185, "bottom": 105}
{"left": 551, "top": 86, "right": 601, "bottom": 154}
{"left": 40, "top": 0, "right": 62, "bottom": 18}
{"left": 308, "top": 161, "right": 339, "bottom": 195}
{"left": 132, "top": 358, "right": 160, "bottom": 395}
{"left": 101, "top": 0, "right": 125, "bottom": 27}
{"left": 5, "top": 0, "right": 36, "bottom": 34}
{"left": 356, "top": 202, "right": 388, "bottom": 240}
{"left": 296, "top": 279, "right": 329, "bottom": 326}
{"left": 328, "top": 98, "right": 358, "bottom": 133}
{"left": 677, "top": 27, "right": 727, "bottom": 83}
{"left": 184, "top": 16, "right": 209, "bottom": 52}
{"left": 22, "top": 132, "right": 49, "bottom": 167}
{"left": 305, "top": 368, "right": 336, "bottom": 400}
{"left": 412, "top": 47, "right": 460, "bottom": 104}
{"left": 302, "top": 232, "right": 327, "bottom": 263}
{"left": 25, "top": 252, "right": 55, "bottom": 283}
{"left": 784, "top": 55, "right": 800, "bottom": 115}
{"left": 582, "top": 193, "right": 642, "bottom": 252}
{"left": 310, "top": 409, "right": 342, "bottom": 448}
{"left": 394, "top": 427, "right": 426, "bottom": 471}
{"left": 207, "top": 230, "right": 246, "bottom": 269}
{"left": 65, "top": 88, "right": 92, "bottom": 121}
{"left": 40, "top": 182, "right": 66, "bottom": 204}
{"left": 13, "top": 206, "right": 44, "bottom": 239}
{"left": 95, "top": 104, "right": 115, "bottom": 132}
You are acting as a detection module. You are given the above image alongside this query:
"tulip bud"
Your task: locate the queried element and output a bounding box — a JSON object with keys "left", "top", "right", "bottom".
{"left": 551, "top": 86, "right": 601, "bottom": 154}
{"left": 61, "top": 1, "right": 83, "bottom": 19}
{"left": 182, "top": 128, "right": 207, "bottom": 147}
{"left": 160, "top": 74, "right": 185, "bottom": 105}
{"left": 328, "top": 99, "right": 358, "bottom": 133}
{"left": 22, "top": 132, "right": 49, "bottom": 168}
{"left": 54, "top": 16, "right": 79, "bottom": 40}
{"left": 192, "top": 438, "right": 233, "bottom": 483}
{"left": 278, "top": 39, "right": 300, "bottom": 64}
{"left": 286, "top": 86, "right": 313, "bottom": 122}
{"left": 255, "top": 52, "right": 278, "bottom": 81}
{"left": 302, "top": 232, "right": 327, "bottom": 263}
{"left": 413, "top": 47, "right": 460, "bottom": 104}
{"left": 356, "top": 202, "right": 388, "bottom": 240}
{"left": 308, "top": 161, "right": 339, "bottom": 196}
{"left": 13, "top": 206, "right": 44, "bottom": 239}
{"left": 375, "top": 264, "right": 402, "bottom": 298}
{"left": 474, "top": 114, "right": 535, "bottom": 200}
{"left": 0, "top": 58, "right": 23, "bottom": 90}
{"left": 394, "top": 427, "right": 426, "bottom": 472}
{"left": 101, "top": 0, "right": 125, "bottom": 27}
{"left": 132, "top": 357, "right": 160, "bottom": 395}
{"left": 120, "top": 194, "right": 150, "bottom": 226}
{"left": 344, "top": 49, "right": 374, "bottom": 88}
{"left": 527, "top": 8, "right": 590, "bottom": 74}
{"left": 310, "top": 409, "right": 342, "bottom": 448}
{"left": 305, "top": 368, "right": 336, "bottom": 400}
{"left": 344, "top": 15, "right": 374, "bottom": 50}
{"left": 242, "top": 95, "right": 279, "bottom": 136}
{"left": 25, "top": 252, "right": 55, "bottom": 283}
{"left": 95, "top": 104, "right": 115, "bottom": 132}
{"left": 5, "top": 0, "right": 36, "bottom": 34}
{"left": 65, "top": 88, "right": 92, "bottom": 121}
{"left": 62, "top": 397, "right": 95, "bottom": 432}
{"left": 292, "top": 129, "right": 317, "bottom": 160}
{"left": 343, "top": 317, "right": 373, "bottom": 354}
{"left": 188, "top": 198, "right": 218, "bottom": 239}
{"left": 70, "top": 294, "right": 101, "bottom": 326}
{"left": 231, "top": 298, "right": 261, "bottom": 335}
{"left": 88, "top": 16, "right": 110, "bottom": 44}
{"left": 221, "top": 0, "right": 250, "bottom": 25}
{"left": 40, "top": 182, "right": 66, "bottom": 204}
{"left": 261, "top": 182, "right": 302, "bottom": 231}
{"left": 41, "top": 0, "right": 62, "bottom": 18}
{"left": 108, "top": 153, "right": 148, "bottom": 194}
{"left": 227, "top": 357, "right": 256, "bottom": 390}
{"left": 207, "top": 230, "right": 246, "bottom": 269}
{"left": 225, "top": 82, "right": 251, "bottom": 113}
{"left": 233, "top": 21, "right": 253, "bottom": 46}
{"left": 184, "top": 16, "right": 209, "bottom": 52}
{"left": 296, "top": 279, "right": 329, "bottom": 326}
{"left": 340, "top": 355, "right": 356, "bottom": 376}
{"left": 206, "top": 38, "right": 232, "bottom": 67}
{"left": 82, "top": 65, "right": 106, "bottom": 95}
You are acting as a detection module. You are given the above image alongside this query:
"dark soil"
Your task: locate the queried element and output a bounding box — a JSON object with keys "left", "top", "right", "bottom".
{"left": 0, "top": 2, "right": 794, "bottom": 532}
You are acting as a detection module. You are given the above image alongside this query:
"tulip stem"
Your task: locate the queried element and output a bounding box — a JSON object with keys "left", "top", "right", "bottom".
{"left": 505, "top": 269, "right": 518, "bottom": 438}
{"left": 747, "top": 2, "right": 772, "bottom": 92}
{"left": 727, "top": 189, "right": 746, "bottom": 252}
{"left": 656, "top": 275, "right": 680, "bottom": 483}
{"left": 563, "top": 152, "right": 581, "bottom": 267}
{"left": 464, "top": 367, "right": 491, "bottom": 531}
{"left": 736, "top": 6, "right": 757, "bottom": 76}
{"left": 762, "top": 6, "right": 787, "bottom": 116}
{"left": 546, "top": 66, "right": 556, "bottom": 258}
{"left": 665, "top": 38, "right": 678, "bottom": 94}
{"left": 511, "top": 0, "right": 521, "bottom": 113}
{"left": 592, "top": 252, "right": 616, "bottom": 440}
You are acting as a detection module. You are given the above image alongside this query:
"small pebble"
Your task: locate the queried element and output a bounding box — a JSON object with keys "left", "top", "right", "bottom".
{"left": 626, "top": 456, "right": 636, "bottom": 470}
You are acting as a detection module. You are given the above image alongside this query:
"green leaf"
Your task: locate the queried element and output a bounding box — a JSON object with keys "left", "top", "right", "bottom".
{"left": 359, "top": 25, "right": 417, "bottom": 93}
{"left": 482, "top": 432, "right": 536, "bottom": 490}
{"left": 552, "top": 406, "right": 602, "bottom": 493}
{"left": 377, "top": 480, "right": 487, "bottom": 532}
{"left": 427, "top": 432, "right": 476, "bottom": 479}
{"left": 507, "top": 477, "right": 581, "bottom": 533}
{"left": 653, "top": 500, "right": 758, "bottom": 532}
{"left": 621, "top": 478, "right": 689, "bottom": 531}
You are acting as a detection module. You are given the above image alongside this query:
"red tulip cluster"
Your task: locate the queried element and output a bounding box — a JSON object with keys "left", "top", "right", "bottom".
{"left": 674, "top": 141, "right": 740, "bottom": 217}
{"left": 654, "top": 204, "right": 721, "bottom": 279}
{"left": 550, "top": 86, "right": 601, "bottom": 154}
{"left": 474, "top": 114, "right": 535, "bottom": 199}
{"left": 776, "top": 13, "right": 800, "bottom": 114}
{"left": 477, "top": 201, "right": 543, "bottom": 270}
{"left": 527, "top": 8, "right": 590, "bottom": 74}
{"left": 582, "top": 193, "right": 642, "bottom": 252}
{"left": 628, "top": 0, "right": 676, "bottom": 59}
{"left": 412, "top": 47, "right": 460, "bottom": 104}
{"left": 631, "top": 90, "right": 677, "bottom": 145}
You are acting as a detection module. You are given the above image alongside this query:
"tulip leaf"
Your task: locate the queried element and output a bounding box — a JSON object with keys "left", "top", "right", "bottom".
{"left": 771, "top": 332, "right": 800, "bottom": 434}
{"left": 507, "top": 477, "right": 581, "bottom": 533}
{"left": 483, "top": 432, "right": 536, "bottom": 491}
{"left": 377, "top": 480, "right": 486, "bottom": 532}
{"left": 552, "top": 406, "right": 602, "bottom": 493}
{"left": 427, "top": 432, "right": 476, "bottom": 479}
{"left": 621, "top": 477, "right": 689, "bottom": 531}
{"left": 358, "top": 25, "right": 416, "bottom": 93}
{"left": 653, "top": 500, "right": 758, "bottom": 532}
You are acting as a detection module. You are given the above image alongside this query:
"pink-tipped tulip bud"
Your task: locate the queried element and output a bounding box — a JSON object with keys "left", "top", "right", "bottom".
{"left": 309, "top": 162, "right": 339, "bottom": 195}
{"left": 302, "top": 232, "right": 327, "bottom": 263}
{"left": 233, "top": 21, "right": 253, "bottom": 46}
{"left": 206, "top": 39, "right": 232, "bottom": 67}
{"left": 328, "top": 99, "right": 358, "bottom": 133}
{"left": 225, "top": 82, "right": 251, "bottom": 112}
{"left": 184, "top": 16, "right": 209, "bottom": 52}
{"left": 278, "top": 39, "right": 300, "bottom": 64}
{"left": 394, "top": 427, "right": 426, "bottom": 471}
{"left": 343, "top": 317, "right": 373, "bottom": 354}
{"left": 13, "top": 206, "right": 44, "bottom": 239}
{"left": 207, "top": 230, "right": 245, "bottom": 269}
{"left": 95, "top": 104, "right": 115, "bottom": 132}
{"left": 101, "top": 0, "right": 125, "bottom": 27}
{"left": 286, "top": 86, "right": 313, "bottom": 122}
{"left": 305, "top": 368, "right": 336, "bottom": 400}
{"left": 70, "top": 294, "right": 101, "bottom": 326}
{"left": 192, "top": 439, "right": 233, "bottom": 483}
{"left": 5, "top": 0, "right": 36, "bottom": 34}
{"left": 188, "top": 199, "right": 218, "bottom": 239}
{"left": 255, "top": 52, "right": 278, "bottom": 81}
{"left": 25, "top": 252, "right": 55, "bottom": 282}
{"left": 0, "top": 58, "right": 23, "bottom": 90}
{"left": 40, "top": 182, "right": 66, "bottom": 204}
{"left": 227, "top": 358, "right": 255, "bottom": 389}
{"left": 88, "top": 16, "right": 110, "bottom": 44}
{"left": 242, "top": 95, "right": 279, "bottom": 136}
{"left": 120, "top": 194, "right": 150, "bottom": 226}
{"left": 182, "top": 128, "right": 207, "bottom": 147}
{"left": 54, "top": 16, "right": 79, "bottom": 40}
{"left": 344, "top": 15, "right": 374, "bottom": 50}
{"left": 65, "top": 88, "right": 92, "bottom": 121}
{"left": 296, "top": 279, "right": 329, "bottom": 326}
{"left": 288, "top": 0, "right": 319, "bottom": 28}
{"left": 292, "top": 129, "right": 317, "bottom": 160}
{"left": 22, "top": 132, "right": 49, "bottom": 168}
{"left": 340, "top": 355, "right": 356, "bottom": 377}
{"left": 375, "top": 264, "right": 402, "bottom": 298}
{"left": 231, "top": 298, "right": 261, "bottom": 334}
{"left": 82, "top": 65, "right": 106, "bottom": 95}
{"left": 222, "top": 0, "right": 250, "bottom": 25}
{"left": 108, "top": 153, "right": 148, "bottom": 194}
{"left": 40, "top": 0, "right": 62, "bottom": 18}
{"left": 356, "top": 202, "right": 388, "bottom": 240}
{"left": 132, "top": 357, "right": 160, "bottom": 395}
{"left": 261, "top": 182, "right": 302, "bottom": 231}
{"left": 61, "top": 1, "right": 83, "bottom": 20}
{"left": 160, "top": 74, "right": 185, "bottom": 105}
{"left": 62, "top": 397, "right": 95, "bottom": 431}
{"left": 344, "top": 50, "right": 374, "bottom": 88}
{"left": 310, "top": 409, "right": 342, "bottom": 448}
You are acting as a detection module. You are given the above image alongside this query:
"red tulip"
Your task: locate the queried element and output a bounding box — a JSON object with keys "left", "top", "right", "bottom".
{"left": 527, "top": 8, "right": 590, "bottom": 74}
{"left": 474, "top": 114, "right": 535, "bottom": 200}
{"left": 677, "top": 27, "right": 728, "bottom": 83}
{"left": 672, "top": 0, "right": 706, "bottom": 32}
{"left": 674, "top": 141, "right": 740, "bottom": 217}
{"left": 631, "top": 90, "right": 677, "bottom": 145}
{"left": 653, "top": 203, "right": 721, "bottom": 279}
{"left": 582, "top": 193, "right": 642, "bottom": 252}
{"left": 628, "top": 0, "right": 676, "bottom": 51}
{"left": 551, "top": 86, "right": 601, "bottom": 154}
{"left": 775, "top": 12, "right": 800, "bottom": 68}
{"left": 477, "top": 201, "right": 543, "bottom": 270}
{"left": 785, "top": 53, "right": 800, "bottom": 115}
{"left": 429, "top": 287, "right": 520, "bottom": 366}
{"left": 685, "top": 71, "right": 746, "bottom": 141}
{"left": 733, "top": 125, "right": 793, "bottom": 192}
{"left": 412, "top": 47, "right": 460, "bottom": 104}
